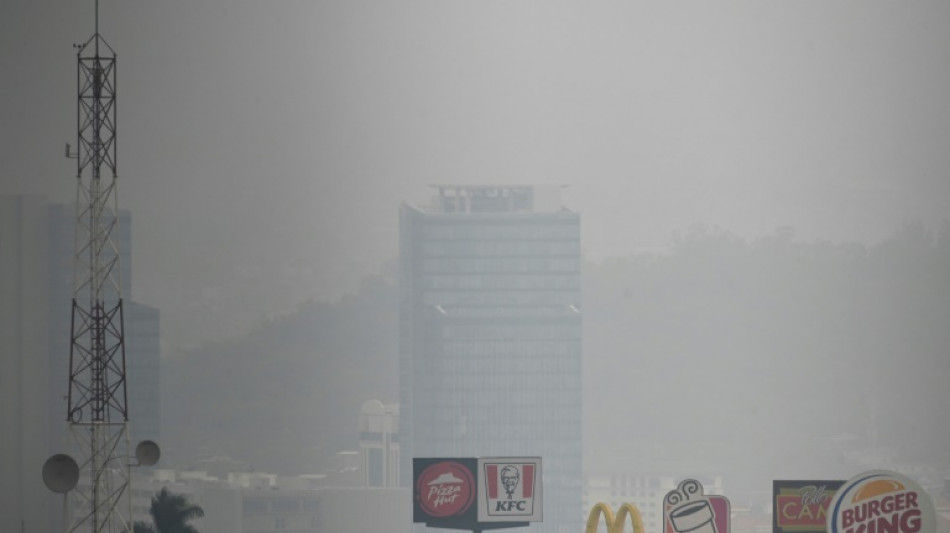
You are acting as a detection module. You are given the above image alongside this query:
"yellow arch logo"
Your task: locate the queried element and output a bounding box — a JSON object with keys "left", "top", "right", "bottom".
{"left": 586, "top": 502, "right": 646, "bottom": 533}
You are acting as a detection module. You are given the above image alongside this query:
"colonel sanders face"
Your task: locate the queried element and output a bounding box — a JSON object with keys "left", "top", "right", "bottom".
{"left": 500, "top": 466, "right": 520, "bottom": 498}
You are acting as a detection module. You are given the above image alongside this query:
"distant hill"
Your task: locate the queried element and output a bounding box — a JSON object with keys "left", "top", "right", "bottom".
{"left": 159, "top": 222, "right": 950, "bottom": 488}
{"left": 160, "top": 274, "right": 398, "bottom": 474}
{"left": 583, "top": 222, "right": 950, "bottom": 492}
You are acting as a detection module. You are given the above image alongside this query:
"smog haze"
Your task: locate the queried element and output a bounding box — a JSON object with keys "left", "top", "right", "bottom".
{"left": 3, "top": 0, "right": 950, "bottom": 524}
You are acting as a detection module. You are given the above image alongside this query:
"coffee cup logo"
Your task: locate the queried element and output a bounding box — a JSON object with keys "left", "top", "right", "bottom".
{"left": 664, "top": 479, "right": 730, "bottom": 533}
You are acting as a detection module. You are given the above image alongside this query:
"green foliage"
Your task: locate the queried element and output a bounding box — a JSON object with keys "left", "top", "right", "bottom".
{"left": 136, "top": 487, "right": 204, "bottom": 533}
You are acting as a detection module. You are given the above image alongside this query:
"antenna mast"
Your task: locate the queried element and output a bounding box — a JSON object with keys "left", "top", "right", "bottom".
{"left": 65, "top": 0, "right": 131, "bottom": 530}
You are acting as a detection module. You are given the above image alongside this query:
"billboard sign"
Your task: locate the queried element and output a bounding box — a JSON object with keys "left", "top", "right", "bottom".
{"left": 586, "top": 502, "right": 646, "bottom": 533}
{"left": 826, "top": 470, "right": 935, "bottom": 533}
{"left": 477, "top": 457, "right": 543, "bottom": 522}
{"left": 773, "top": 480, "right": 845, "bottom": 533}
{"left": 664, "top": 479, "right": 730, "bottom": 533}
{"left": 413, "top": 458, "right": 478, "bottom": 525}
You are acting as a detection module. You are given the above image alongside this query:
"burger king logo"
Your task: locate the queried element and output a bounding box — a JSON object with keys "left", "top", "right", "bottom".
{"left": 827, "top": 470, "right": 935, "bottom": 533}
{"left": 416, "top": 461, "right": 476, "bottom": 518}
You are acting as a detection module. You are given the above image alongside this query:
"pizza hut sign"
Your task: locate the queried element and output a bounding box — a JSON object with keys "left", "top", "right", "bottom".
{"left": 413, "top": 457, "right": 542, "bottom": 530}
{"left": 414, "top": 459, "right": 477, "bottom": 523}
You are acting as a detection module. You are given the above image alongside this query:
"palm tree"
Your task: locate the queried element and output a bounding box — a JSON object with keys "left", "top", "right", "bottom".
{"left": 134, "top": 487, "right": 205, "bottom": 533}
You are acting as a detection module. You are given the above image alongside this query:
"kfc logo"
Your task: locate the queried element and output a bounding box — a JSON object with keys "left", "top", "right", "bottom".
{"left": 479, "top": 458, "right": 542, "bottom": 522}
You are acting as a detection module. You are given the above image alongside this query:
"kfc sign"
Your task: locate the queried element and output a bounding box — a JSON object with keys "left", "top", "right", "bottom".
{"left": 478, "top": 457, "right": 543, "bottom": 522}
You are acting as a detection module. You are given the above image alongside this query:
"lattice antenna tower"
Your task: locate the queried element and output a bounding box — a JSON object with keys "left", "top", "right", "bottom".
{"left": 60, "top": 1, "right": 130, "bottom": 531}
{"left": 43, "top": 3, "right": 160, "bottom": 530}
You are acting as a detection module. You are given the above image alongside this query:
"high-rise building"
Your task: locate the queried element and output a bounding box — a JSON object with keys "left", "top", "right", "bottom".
{"left": 0, "top": 194, "right": 53, "bottom": 533}
{"left": 399, "top": 185, "right": 582, "bottom": 533}
{"left": 0, "top": 194, "right": 161, "bottom": 532}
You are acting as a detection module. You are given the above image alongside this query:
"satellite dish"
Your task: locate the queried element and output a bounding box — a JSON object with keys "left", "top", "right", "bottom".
{"left": 42, "top": 454, "right": 79, "bottom": 493}
{"left": 135, "top": 440, "right": 161, "bottom": 466}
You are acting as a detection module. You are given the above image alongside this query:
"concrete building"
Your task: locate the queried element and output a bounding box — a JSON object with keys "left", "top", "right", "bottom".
{"left": 0, "top": 194, "right": 161, "bottom": 532}
{"left": 359, "top": 399, "right": 399, "bottom": 487}
{"left": 398, "top": 185, "right": 583, "bottom": 533}
{"left": 0, "top": 194, "right": 53, "bottom": 533}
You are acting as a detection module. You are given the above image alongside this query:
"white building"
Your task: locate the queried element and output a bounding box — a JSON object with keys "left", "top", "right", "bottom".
{"left": 359, "top": 399, "right": 399, "bottom": 487}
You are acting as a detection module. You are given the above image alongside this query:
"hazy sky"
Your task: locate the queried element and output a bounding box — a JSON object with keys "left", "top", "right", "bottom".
{"left": 4, "top": 1, "right": 950, "bottom": 345}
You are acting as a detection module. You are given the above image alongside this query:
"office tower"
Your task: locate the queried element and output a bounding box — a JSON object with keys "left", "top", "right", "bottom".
{"left": 0, "top": 195, "right": 161, "bottom": 532}
{"left": 399, "top": 185, "right": 582, "bottom": 533}
{"left": 0, "top": 194, "right": 53, "bottom": 533}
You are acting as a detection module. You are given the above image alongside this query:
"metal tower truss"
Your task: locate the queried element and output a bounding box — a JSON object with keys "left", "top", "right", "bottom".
{"left": 65, "top": 29, "right": 132, "bottom": 533}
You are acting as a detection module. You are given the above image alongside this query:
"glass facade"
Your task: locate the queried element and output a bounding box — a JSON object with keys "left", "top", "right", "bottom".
{"left": 399, "top": 189, "right": 582, "bottom": 533}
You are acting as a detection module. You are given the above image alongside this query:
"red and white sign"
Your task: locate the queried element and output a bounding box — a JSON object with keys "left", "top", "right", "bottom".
{"left": 826, "top": 470, "right": 935, "bottom": 533}
{"left": 416, "top": 460, "right": 476, "bottom": 519}
{"left": 663, "top": 479, "right": 730, "bottom": 533}
{"left": 477, "top": 457, "right": 543, "bottom": 522}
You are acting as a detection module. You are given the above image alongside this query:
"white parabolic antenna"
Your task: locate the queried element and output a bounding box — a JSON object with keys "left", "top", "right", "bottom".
{"left": 42, "top": 454, "right": 79, "bottom": 493}
{"left": 135, "top": 440, "right": 161, "bottom": 466}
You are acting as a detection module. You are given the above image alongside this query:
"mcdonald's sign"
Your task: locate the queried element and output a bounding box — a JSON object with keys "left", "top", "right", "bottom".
{"left": 586, "top": 502, "right": 646, "bottom": 533}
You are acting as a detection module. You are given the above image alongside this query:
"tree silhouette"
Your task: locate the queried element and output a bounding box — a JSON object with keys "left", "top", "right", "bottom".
{"left": 134, "top": 487, "right": 205, "bottom": 533}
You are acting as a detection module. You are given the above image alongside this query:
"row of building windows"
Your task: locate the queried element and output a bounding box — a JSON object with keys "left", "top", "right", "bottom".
{"left": 434, "top": 324, "right": 581, "bottom": 340}
{"left": 413, "top": 383, "right": 582, "bottom": 404}
{"left": 421, "top": 257, "right": 579, "bottom": 274}
{"left": 242, "top": 497, "right": 319, "bottom": 514}
{"left": 419, "top": 362, "right": 581, "bottom": 382}
{"left": 417, "top": 428, "right": 583, "bottom": 454}
{"left": 419, "top": 273, "right": 579, "bottom": 291}
{"left": 429, "top": 305, "right": 580, "bottom": 319}
{"left": 419, "top": 222, "right": 578, "bottom": 241}
{"left": 420, "top": 239, "right": 580, "bottom": 257}
{"left": 437, "top": 340, "right": 579, "bottom": 358}
{"left": 413, "top": 389, "right": 582, "bottom": 412}
{"left": 421, "top": 292, "right": 579, "bottom": 308}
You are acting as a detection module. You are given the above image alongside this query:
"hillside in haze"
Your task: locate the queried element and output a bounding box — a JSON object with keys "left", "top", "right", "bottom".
{"left": 159, "top": 222, "right": 950, "bottom": 490}
{"left": 161, "top": 274, "right": 398, "bottom": 474}
{"left": 584, "top": 222, "right": 950, "bottom": 493}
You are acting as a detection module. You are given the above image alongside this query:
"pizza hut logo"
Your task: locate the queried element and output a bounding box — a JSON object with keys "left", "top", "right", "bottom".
{"left": 416, "top": 461, "right": 475, "bottom": 518}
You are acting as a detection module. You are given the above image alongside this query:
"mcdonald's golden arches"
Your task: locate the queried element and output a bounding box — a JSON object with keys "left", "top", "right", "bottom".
{"left": 586, "top": 502, "right": 646, "bottom": 533}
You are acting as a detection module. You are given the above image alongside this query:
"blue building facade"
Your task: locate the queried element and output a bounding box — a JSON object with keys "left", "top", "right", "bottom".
{"left": 399, "top": 186, "right": 582, "bottom": 533}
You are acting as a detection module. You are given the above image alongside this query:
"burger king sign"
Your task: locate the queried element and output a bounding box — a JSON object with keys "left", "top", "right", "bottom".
{"left": 827, "top": 470, "right": 935, "bottom": 533}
